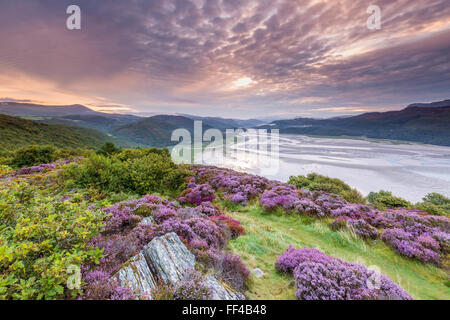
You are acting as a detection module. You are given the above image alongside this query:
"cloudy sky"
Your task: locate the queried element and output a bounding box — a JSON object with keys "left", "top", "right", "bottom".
{"left": 0, "top": 0, "right": 449, "bottom": 118}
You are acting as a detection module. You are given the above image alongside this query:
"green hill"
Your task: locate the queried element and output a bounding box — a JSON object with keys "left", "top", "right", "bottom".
{"left": 0, "top": 113, "right": 130, "bottom": 151}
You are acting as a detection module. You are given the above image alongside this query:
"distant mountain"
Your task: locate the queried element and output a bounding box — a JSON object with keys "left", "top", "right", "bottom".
{"left": 42, "top": 114, "right": 143, "bottom": 133}
{"left": 406, "top": 99, "right": 450, "bottom": 109}
{"left": 0, "top": 114, "right": 132, "bottom": 151}
{"left": 0, "top": 102, "right": 97, "bottom": 117}
{"left": 112, "top": 115, "right": 214, "bottom": 147}
{"left": 259, "top": 103, "right": 450, "bottom": 146}
{"left": 179, "top": 114, "right": 266, "bottom": 129}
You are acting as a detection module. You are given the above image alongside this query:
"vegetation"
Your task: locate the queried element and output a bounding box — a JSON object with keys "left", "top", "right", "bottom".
{"left": 0, "top": 180, "right": 105, "bottom": 299}
{"left": 367, "top": 190, "right": 412, "bottom": 209}
{"left": 64, "top": 147, "right": 190, "bottom": 196}
{"left": 0, "top": 114, "right": 126, "bottom": 153}
{"left": 0, "top": 141, "right": 448, "bottom": 300}
{"left": 226, "top": 203, "right": 449, "bottom": 300}
{"left": 288, "top": 173, "right": 365, "bottom": 204}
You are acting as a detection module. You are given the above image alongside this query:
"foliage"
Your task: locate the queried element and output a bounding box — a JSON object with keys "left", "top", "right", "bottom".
{"left": 64, "top": 149, "right": 190, "bottom": 195}
{"left": 151, "top": 282, "right": 176, "bottom": 300}
{"left": 367, "top": 190, "right": 412, "bottom": 209}
{"left": 276, "top": 246, "right": 412, "bottom": 300}
{"left": 220, "top": 252, "right": 250, "bottom": 290}
{"left": 0, "top": 114, "right": 124, "bottom": 153}
{"left": 0, "top": 180, "right": 105, "bottom": 299}
{"left": 288, "top": 173, "right": 365, "bottom": 204}
{"left": 96, "top": 142, "right": 121, "bottom": 156}
{"left": 415, "top": 193, "right": 450, "bottom": 216}
{"left": 175, "top": 269, "right": 212, "bottom": 300}
{"left": 0, "top": 165, "right": 13, "bottom": 176}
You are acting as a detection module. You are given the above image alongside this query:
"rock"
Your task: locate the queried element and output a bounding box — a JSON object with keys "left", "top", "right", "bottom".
{"left": 115, "top": 232, "right": 245, "bottom": 300}
{"left": 252, "top": 268, "right": 265, "bottom": 278}
{"left": 205, "top": 275, "right": 246, "bottom": 300}
{"left": 143, "top": 232, "right": 195, "bottom": 286}
{"left": 113, "top": 252, "right": 157, "bottom": 299}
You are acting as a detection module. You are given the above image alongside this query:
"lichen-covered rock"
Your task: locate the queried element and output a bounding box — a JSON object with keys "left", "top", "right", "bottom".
{"left": 142, "top": 232, "right": 245, "bottom": 300}
{"left": 113, "top": 252, "right": 157, "bottom": 299}
{"left": 143, "top": 232, "right": 196, "bottom": 285}
{"left": 205, "top": 275, "right": 246, "bottom": 300}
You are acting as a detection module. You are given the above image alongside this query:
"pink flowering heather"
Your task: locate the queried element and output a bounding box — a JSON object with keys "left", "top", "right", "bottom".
{"left": 178, "top": 182, "right": 216, "bottom": 205}
{"left": 192, "top": 165, "right": 273, "bottom": 205}
{"left": 276, "top": 246, "right": 412, "bottom": 300}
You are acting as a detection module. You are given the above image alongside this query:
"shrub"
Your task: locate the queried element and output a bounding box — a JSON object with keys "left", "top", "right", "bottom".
{"left": 0, "top": 181, "right": 105, "bottom": 299}
{"left": 10, "top": 145, "right": 57, "bottom": 168}
{"left": 367, "top": 190, "right": 411, "bottom": 209}
{"left": 415, "top": 193, "right": 450, "bottom": 216}
{"left": 211, "top": 216, "right": 246, "bottom": 239}
{"left": 65, "top": 149, "right": 190, "bottom": 195}
{"left": 151, "top": 282, "right": 176, "bottom": 300}
{"left": 288, "top": 173, "right": 365, "bottom": 204}
{"left": 0, "top": 165, "right": 13, "bottom": 176}
{"left": 178, "top": 183, "right": 216, "bottom": 205}
{"left": 175, "top": 269, "right": 212, "bottom": 300}
{"left": 348, "top": 219, "right": 379, "bottom": 240}
{"left": 96, "top": 142, "right": 120, "bottom": 156}
{"left": 220, "top": 253, "right": 250, "bottom": 290}
{"left": 276, "top": 247, "right": 412, "bottom": 300}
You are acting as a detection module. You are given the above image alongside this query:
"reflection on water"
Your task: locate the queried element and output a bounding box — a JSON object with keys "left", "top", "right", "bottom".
{"left": 203, "top": 134, "right": 450, "bottom": 202}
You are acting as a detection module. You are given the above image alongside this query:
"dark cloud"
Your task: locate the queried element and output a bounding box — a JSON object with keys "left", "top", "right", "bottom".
{"left": 0, "top": 0, "right": 448, "bottom": 117}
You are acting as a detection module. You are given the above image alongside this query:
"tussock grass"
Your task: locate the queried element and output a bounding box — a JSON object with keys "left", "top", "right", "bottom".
{"left": 226, "top": 203, "right": 450, "bottom": 300}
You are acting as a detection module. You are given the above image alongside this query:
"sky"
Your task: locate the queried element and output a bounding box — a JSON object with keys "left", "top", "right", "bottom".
{"left": 0, "top": 0, "right": 449, "bottom": 119}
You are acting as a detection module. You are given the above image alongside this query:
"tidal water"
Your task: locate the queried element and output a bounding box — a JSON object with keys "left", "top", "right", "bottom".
{"left": 202, "top": 134, "right": 450, "bottom": 203}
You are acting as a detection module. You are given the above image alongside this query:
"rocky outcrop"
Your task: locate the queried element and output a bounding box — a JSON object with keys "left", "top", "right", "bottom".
{"left": 115, "top": 232, "right": 245, "bottom": 300}
{"left": 143, "top": 232, "right": 196, "bottom": 285}
{"left": 113, "top": 252, "right": 157, "bottom": 299}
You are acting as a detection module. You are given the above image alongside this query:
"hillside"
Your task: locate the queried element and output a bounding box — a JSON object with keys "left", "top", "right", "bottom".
{"left": 0, "top": 153, "right": 448, "bottom": 301}
{"left": 0, "top": 102, "right": 97, "bottom": 117}
{"left": 112, "top": 115, "right": 214, "bottom": 147}
{"left": 260, "top": 104, "right": 450, "bottom": 146}
{"left": 0, "top": 114, "right": 129, "bottom": 151}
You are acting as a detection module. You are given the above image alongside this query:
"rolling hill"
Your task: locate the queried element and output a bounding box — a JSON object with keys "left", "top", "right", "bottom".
{"left": 112, "top": 115, "right": 214, "bottom": 147}
{"left": 0, "top": 114, "right": 131, "bottom": 151}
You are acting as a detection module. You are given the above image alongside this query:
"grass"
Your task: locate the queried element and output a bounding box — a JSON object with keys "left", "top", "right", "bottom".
{"left": 224, "top": 202, "right": 450, "bottom": 300}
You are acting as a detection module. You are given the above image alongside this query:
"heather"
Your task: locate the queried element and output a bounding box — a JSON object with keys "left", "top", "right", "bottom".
{"left": 192, "top": 165, "right": 273, "bottom": 206}
{"left": 81, "top": 192, "right": 249, "bottom": 299}
{"left": 258, "top": 183, "right": 449, "bottom": 265}
{"left": 276, "top": 247, "right": 412, "bottom": 300}
{"left": 228, "top": 204, "right": 449, "bottom": 300}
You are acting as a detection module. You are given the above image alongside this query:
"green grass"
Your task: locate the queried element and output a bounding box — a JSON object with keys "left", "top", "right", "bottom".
{"left": 225, "top": 202, "right": 450, "bottom": 300}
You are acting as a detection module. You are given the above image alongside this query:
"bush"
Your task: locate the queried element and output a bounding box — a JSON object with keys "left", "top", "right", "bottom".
{"left": 175, "top": 269, "right": 212, "bottom": 300}
{"left": 65, "top": 149, "right": 190, "bottom": 195}
{"left": 96, "top": 142, "right": 120, "bottom": 156}
{"left": 415, "top": 193, "right": 450, "bottom": 216}
{"left": 276, "top": 246, "right": 412, "bottom": 300}
{"left": 0, "top": 181, "right": 105, "bottom": 299}
{"left": 8, "top": 145, "right": 88, "bottom": 169}
{"left": 367, "top": 190, "right": 411, "bottom": 209}
{"left": 10, "top": 145, "right": 57, "bottom": 168}
{"left": 220, "top": 253, "right": 250, "bottom": 290}
{"left": 288, "top": 173, "right": 365, "bottom": 204}
{"left": 151, "top": 282, "right": 176, "bottom": 300}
